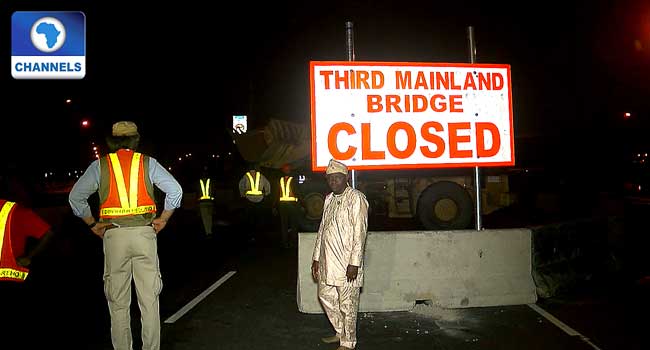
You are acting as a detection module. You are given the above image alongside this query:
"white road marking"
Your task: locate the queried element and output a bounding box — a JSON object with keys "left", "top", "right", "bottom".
{"left": 164, "top": 271, "right": 237, "bottom": 324}
{"left": 528, "top": 303, "right": 603, "bottom": 350}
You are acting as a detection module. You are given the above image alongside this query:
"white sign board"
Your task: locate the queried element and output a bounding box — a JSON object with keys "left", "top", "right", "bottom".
{"left": 310, "top": 61, "right": 514, "bottom": 171}
{"left": 232, "top": 115, "right": 247, "bottom": 134}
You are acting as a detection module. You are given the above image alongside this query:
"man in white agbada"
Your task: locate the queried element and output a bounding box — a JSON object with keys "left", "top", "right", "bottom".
{"left": 311, "top": 159, "right": 369, "bottom": 350}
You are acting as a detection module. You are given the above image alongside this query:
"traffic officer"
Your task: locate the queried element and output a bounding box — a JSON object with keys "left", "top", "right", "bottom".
{"left": 277, "top": 163, "right": 302, "bottom": 248}
{"left": 238, "top": 163, "right": 271, "bottom": 242}
{"left": 0, "top": 199, "right": 55, "bottom": 282}
{"left": 0, "top": 197, "right": 56, "bottom": 342}
{"left": 198, "top": 166, "right": 215, "bottom": 237}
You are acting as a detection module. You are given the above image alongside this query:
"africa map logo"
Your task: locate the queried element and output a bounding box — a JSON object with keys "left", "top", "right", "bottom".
{"left": 31, "top": 16, "right": 67, "bottom": 53}
{"left": 11, "top": 11, "right": 86, "bottom": 79}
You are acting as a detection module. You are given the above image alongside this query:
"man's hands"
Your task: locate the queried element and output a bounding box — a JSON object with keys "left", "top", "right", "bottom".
{"left": 312, "top": 261, "right": 360, "bottom": 283}
{"left": 153, "top": 210, "right": 175, "bottom": 233}
{"left": 152, "top": 218, "right": 168, "bottom": 233}
{"left": 311, "top": 260, "right": 319, "bottom": 282}
{"left": 16, "top": 256, "right": 31, "bottom": 267}
{"left": 91, "top": 222, "right": 116, "bottom": 238}
{"left": 85, "top": 211, "right": 171, "bottom": 238}
{"left": 89, "top": 219, "right": 166, "bottom": 237}
{"left": 346, "top": 264, "right": 359, "bottom": 282}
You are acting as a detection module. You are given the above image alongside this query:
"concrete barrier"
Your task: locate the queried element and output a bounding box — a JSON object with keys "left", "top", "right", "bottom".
{"left": 297, "top": 229, "right": 537, "bottom": 313}
{"left": 531, "top": 217, "right": 618, "bottom": 298}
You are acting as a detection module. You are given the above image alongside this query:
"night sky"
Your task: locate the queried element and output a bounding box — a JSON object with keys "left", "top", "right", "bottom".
{"left": 2, "top": 0, "right": 649, "bottom": 180}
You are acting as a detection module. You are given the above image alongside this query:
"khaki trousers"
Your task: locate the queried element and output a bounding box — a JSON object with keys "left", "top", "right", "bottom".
{"left": 103, "top": 226, "right": 163, "bottom": 350}
{"left": 318, "top": 281, "right": 361, "bottom": 349}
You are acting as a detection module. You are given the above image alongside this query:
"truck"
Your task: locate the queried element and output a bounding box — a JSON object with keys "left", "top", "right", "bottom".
{"left": 230, "top": 118, "right": 516, "bottom": 231}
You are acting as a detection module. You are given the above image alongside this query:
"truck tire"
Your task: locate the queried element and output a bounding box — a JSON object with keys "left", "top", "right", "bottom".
{"left": 417, "top": 181, "right": 473, "bottom": 230}
{"left": 298, "top": 192, "right": 325, "bottom": 231}
{"left": 302, "top": 192, "right": 325, "bottom": 221}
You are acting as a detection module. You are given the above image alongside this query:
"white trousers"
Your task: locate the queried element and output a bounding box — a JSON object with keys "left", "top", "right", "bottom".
{"left": 103, "top": 226, "right": 162, "bottom": 350}
{"left": 318, "top": 281, "right": 361, "bottom": 349}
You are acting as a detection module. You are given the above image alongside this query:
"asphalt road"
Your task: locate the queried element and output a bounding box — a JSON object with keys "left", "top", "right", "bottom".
{"left": 3, "top": 202, "right": 649, "bottom": 350}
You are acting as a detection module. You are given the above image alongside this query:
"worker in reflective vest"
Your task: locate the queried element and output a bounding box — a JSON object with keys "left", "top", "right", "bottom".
{"left": 277, "top": 163, "right": 302, "bottom": 248}
{"left": 0, "top": 198, "right": 55, "bottom": 342}
{"left": 0, "top": 199, "right": 55, "bottom": 283}
{"left": 238, "top": 163, "right": 271, "bottom": 242}
{"left": 69, "top": 120, "right": 183, "bottom": 350}
{"left": 198, "top": 166, "right": 215, "bottom": 237}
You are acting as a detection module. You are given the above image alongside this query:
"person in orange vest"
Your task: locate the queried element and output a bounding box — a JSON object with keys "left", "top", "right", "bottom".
{"left": 0, "top": 196, "right": 56, "bottom": 340}
{"left": 198, "top": 165, "right": 215, "bottom": 237}
{"left": 276, "top": 163, "right": 302, "bottom": 248}
{"left": 0, "top": 199, "right": 55, "bottom": 282}
{"left": 68, "top": 120, "right": 183, "bottom": 350}
{"left": 238, "top": 163, "right": 271, "bottom": 243}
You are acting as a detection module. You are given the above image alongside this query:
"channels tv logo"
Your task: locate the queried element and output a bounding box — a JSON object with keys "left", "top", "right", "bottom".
{"left": 11, "top": 11, "right": 86, "bottom": 79}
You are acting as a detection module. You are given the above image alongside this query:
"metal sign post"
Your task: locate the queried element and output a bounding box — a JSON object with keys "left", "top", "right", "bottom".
{"left": 346, "top": 21, "right": 357, "bottom": 189}
{"left": 467, "top": 26, "right": 483, "bottom": 231}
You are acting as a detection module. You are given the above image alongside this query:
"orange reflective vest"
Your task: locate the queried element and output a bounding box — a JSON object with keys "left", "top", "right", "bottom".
{"left": 99, "top": 150, "right": 157, "bottom": 219}
{"left": 0, "top": 201, "right": 29, "bottom": 282}
{"left": 279, "top": 176, "right": 298, "bottom": 202}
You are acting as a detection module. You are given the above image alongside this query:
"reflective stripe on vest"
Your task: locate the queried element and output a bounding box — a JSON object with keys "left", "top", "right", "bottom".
{"left": 245, "top": 172, "right": 262, "bottom": 195}
{"left": 279, "top": 176, "right": 298, "bottom": 202}
{"left": 0, "top": 201, "right": 28, "bottom": 281}
{"left": 100, "top": 152, "right": 157, "bottom": 217}
{"left": 200, "top": 179, "right": 213, "bottom": 200}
